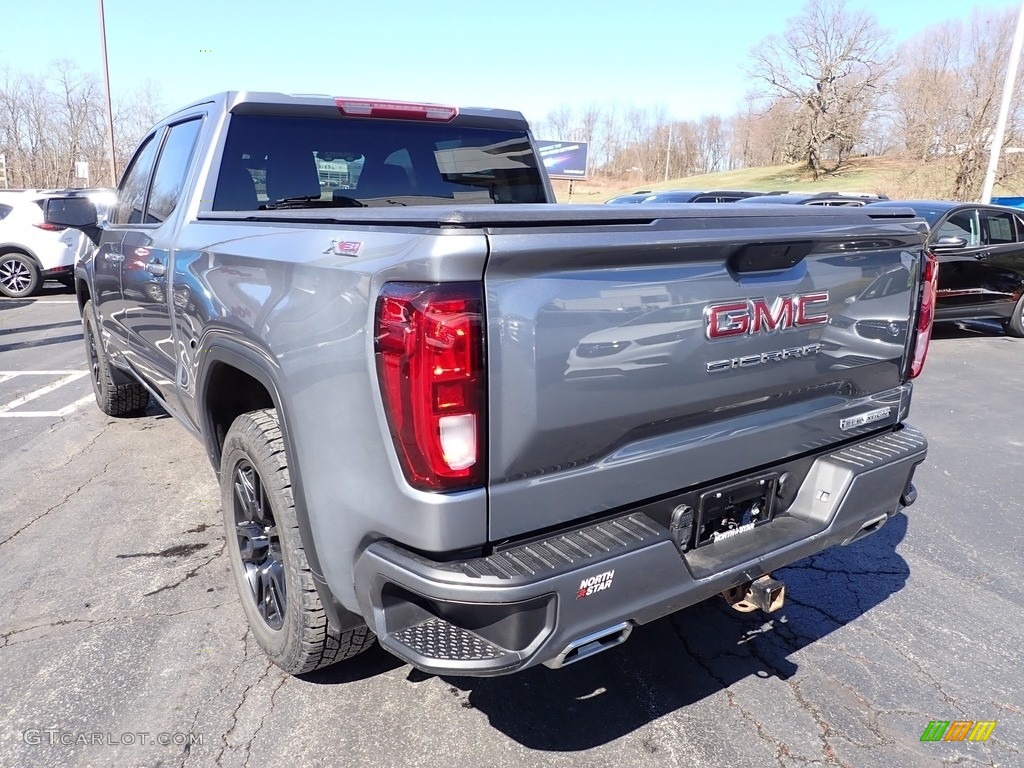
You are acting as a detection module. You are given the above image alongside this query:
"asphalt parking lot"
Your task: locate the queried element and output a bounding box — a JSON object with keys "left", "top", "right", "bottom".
{"left": 0, "top": 293, "right": 1021, "bottom": 768}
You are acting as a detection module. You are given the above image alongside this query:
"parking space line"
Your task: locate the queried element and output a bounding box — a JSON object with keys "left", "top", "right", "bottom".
{"left": 0, "top": 394, "right": 94, "bottom": 419}
{"left": 0, "top": 371, "right": 88, "bottom": 413}
{"left": 0, "top": 371, "right": 86, "bottom": 376}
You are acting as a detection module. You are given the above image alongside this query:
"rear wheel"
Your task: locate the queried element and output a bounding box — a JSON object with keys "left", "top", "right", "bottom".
{"left": 0, "top": 252, "right": 41, "bottom": 298}
{"left": 82, "top": 300, "right": 149, "bottom": 416}
{"left": 221, "top": 409, "right": 374, "bottom": 675}
{"left": 1006, "top": 294, "right": 1024, "bottom": 338}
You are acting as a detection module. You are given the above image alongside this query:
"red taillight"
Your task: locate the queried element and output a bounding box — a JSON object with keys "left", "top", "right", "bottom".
{"left": 34, "top": 222, "right": 65, "bottom": 231}
{"left": 909, "top": 250, "right": 939, "bottom": 379}
{"left": 374, "top": 282, "right": 485, "bottom": 491}
{"left": 335, "top": 98, "right": 458, "bottom": 122}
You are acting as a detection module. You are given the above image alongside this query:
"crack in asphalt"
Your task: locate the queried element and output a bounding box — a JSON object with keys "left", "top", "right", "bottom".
{"left": 787, "top": 678, "right": 851, "bottom": 767}
{"left": 669, "top": 616, "right": 790, "bottom": 768}
{"left": 213, "top": 630, "right": 257, "bottom": 767}
{"left": 781, "top": 592, "right": 850, "bottom": 630}
{"left": 735, "top": 622, "right": 851, "bottom": 768}
{"left": 675, "top": 592, "right": 909, "bottom": 768}
{"left": 810, "top": 660, "right": 896, "bottom": 752}
{"left": 886, "top": 642, "right": 965, "bottom": 715}
{"left": 0, "top": 427, "right": 115, "bottom": 550}
{"left": 782, "top": 557, "right": 907, "bottom": 577}
{"left": 243, "top": 671, "right": 287, "bottom": 768}
{"left": 0, "top": 601, "right": 237, "bottom": 646}
{"left": 144, "top": 539, "right": 227, "bottom": 597}
{"left": 179, "top": 628, "right": 247, "bottom": 768}
{"left": 216, "top": 645, "right": 273, "bottom": 768}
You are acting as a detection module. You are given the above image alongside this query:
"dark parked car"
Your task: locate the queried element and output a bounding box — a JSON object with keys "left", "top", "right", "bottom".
{"left": 638, "top": 189, "right": 764, "bottom": 203}
{"left": 605, "top": 192, "right": 654, "bottom": 204}
{"left": 866, "top": 200, "right": 1024, "bottom": 336}
{"left": 736, "top": 191, "right": 888, "bottom": 207}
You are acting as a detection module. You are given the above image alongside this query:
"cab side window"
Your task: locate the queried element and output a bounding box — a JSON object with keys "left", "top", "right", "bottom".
{"left": 110, "top": 133, "right": 161, "bottom": 225}
{"left": 147, "top": 119, "right": 203, "bottom": 223}
{"left": 937, "top": 209, "right": 981, "bottom": 247}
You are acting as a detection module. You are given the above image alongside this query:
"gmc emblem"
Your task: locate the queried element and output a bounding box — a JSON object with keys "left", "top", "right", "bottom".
{"left": 705, "top": 292, "right": 830, "bottom": 339}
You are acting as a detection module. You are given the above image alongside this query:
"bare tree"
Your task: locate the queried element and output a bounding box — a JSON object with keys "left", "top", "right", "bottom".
{"left": 694, "top": 115, "right": 729, "bottom": 174}
{"left": 748, "top": 0, "right": 894, "bottom": 178}
{"left": 0, "top": 61, "right": 165, "bottom": 189}
{"left": 0, "top": 68, "right": 30, "bottom": 187}
{"left": 114, "top": 78, "right": 165, "bottom": 170}
{"left": 892, "top": 9, "right": 1024, "bottom": 199}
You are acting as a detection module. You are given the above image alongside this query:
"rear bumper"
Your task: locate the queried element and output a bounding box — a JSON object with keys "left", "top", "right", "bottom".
{"left": 41, "top": 264, "right": 73, "bottom": 279}
{"left": 354, "top": 425, "right": 927, "bottom": 676}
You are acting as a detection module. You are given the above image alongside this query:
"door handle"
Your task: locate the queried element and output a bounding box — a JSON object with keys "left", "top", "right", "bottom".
{"left": 104, "top": 252, "right": 125, "bottom": 263}
{"left": 146, "top": 261, "right": 167, "bottom": 277}
{"left": 973, "top": 252, "right": 990, "bottom": 260}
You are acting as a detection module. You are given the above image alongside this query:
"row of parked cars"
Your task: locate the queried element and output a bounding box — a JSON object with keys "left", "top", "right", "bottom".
{"left": 605, "top": 188, "right": 1024, "bottom": 338}
{"left": 5, "top": 181, "right": 1023, "bottom": 340}
{"left": 0, "top": 187, "right": 116, "bottom": 298}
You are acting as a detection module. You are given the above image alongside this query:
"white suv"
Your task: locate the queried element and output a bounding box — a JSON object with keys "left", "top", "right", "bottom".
{"left": 0, "top": 189, "right": 116, "bottom": 301}
{"left": 0, "top": 189, "right": 112, "bottom": 298}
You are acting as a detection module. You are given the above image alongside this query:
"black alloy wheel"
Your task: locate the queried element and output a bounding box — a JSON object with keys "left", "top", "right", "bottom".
{"left": 84, "top": 314, "right": 102, "bottom": 395}
{"left": 232, "top": 459, "right": 287, "bottom": 630}
{"left": 220, "top": 408, "right": 374, "bottom": 674}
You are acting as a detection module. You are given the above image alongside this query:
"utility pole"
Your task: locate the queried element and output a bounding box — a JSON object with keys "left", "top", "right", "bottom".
{"left": 981, "top": 0, "right": 1024, "bottom": 203}
{"left": 664, "top": 123, "right": 673, "bottom": 183}
{"left": 98, "top": 0, "right": 118, "bottom": 186}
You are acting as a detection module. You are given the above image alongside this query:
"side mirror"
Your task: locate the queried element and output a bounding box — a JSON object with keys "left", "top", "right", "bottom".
{"left": 933, "top": 235, "right": 968, "bottom": 249}
{"left": 844, "top": 296, "right": 856, "bottom": 305}
{"left": 44, "top": 197, "right": 98, "bottom": 229}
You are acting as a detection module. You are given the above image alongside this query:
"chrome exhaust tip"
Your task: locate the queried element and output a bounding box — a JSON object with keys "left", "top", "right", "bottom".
{"left": 544, "top": 622, "right": 633, "bottom": 669}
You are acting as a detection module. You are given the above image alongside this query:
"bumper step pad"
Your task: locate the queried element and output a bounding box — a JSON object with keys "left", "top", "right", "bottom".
{"left": 391, "top": 617, "right": 507, "bottom": 662}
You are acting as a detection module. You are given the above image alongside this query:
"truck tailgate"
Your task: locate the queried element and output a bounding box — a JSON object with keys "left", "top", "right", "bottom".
{"left": 483, "top": 207, "right": 926, "bottom": 541}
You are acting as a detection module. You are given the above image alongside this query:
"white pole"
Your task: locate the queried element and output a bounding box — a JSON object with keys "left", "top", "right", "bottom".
{"left": 97, "top": 0, "right": 118, "bottom": 187}
{"left": 981, "top": 0, "right": 1024, "bottom": 203}
{"left": 664, "top": 123, "right": 673, "bottom": 183}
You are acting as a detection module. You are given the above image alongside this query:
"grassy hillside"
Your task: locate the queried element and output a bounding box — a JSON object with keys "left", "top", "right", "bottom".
{"left": 552, "top": 156, "right": 1017, "bottom": 204}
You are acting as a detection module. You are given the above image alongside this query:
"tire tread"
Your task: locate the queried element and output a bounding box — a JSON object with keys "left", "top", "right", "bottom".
{"left": 223, "top": 408, "right": 373, "bottom": 674}
{"left": 82, "top": 300, "right": 149, "bottom": 416}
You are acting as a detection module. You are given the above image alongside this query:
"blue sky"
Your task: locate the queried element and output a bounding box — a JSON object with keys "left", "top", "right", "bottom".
{"left": 3, "top": 0, "right": 1020, "bottom": 126}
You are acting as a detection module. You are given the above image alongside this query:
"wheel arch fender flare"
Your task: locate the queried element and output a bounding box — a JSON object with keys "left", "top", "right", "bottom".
{"left": 0, "top": 244, "right": 41, "bottom": 265}
{"left": 197, "top": 336, "right": 365, "bottom": 632}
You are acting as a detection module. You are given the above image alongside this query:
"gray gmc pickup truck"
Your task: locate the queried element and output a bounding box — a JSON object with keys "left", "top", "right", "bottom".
{"left": 46, "top": 92, "right": 935, "bottom": 678}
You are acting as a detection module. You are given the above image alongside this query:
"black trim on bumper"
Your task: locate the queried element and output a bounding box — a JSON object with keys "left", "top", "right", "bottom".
{"left": 354, "top": 425, "right": 928, "bottom": 676}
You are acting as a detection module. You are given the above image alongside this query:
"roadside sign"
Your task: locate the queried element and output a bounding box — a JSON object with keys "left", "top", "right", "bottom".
{"left": 535, "top": 140, "right": 589, "bottom": 180}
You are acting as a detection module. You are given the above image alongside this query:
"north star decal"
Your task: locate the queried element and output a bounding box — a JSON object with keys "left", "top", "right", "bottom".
{"left": 577, "top": 570, "right": 615, "bottom": 599}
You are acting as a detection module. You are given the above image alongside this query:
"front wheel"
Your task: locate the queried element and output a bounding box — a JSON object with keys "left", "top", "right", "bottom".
{"left": 1006, "top": 294, "right": 1024, "bottom": 338}
{"left": 0, "top": 252, "right": 41, "bottom": 298}
{"left": 220, "top": 409, "right": 374, "bottom": 675}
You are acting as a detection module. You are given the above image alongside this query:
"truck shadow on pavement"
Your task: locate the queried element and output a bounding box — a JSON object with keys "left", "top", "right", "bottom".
{"left": 422, "top": 513, "right": 911, "bottom": 751}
